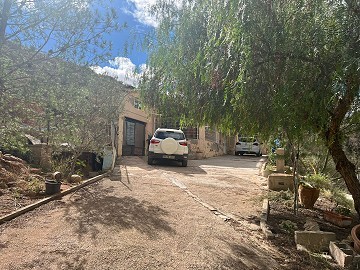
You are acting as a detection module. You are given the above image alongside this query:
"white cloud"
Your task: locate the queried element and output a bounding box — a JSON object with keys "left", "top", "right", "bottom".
{"left": 125, "top": 0, "right": 182, "bottom": 27}
{"left": 125, "top": 0, "right": 159, "bottom": 27}
{"left": 91, "top": 57, "right": 145, "bottom": 87}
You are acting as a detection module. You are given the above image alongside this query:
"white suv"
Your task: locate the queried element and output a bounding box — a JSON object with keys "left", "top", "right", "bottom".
{"left": 148, "top": 128, "right": 189, "bottom": 167}
{"left": 235, "top": 137, "right": 262, "bottom": 157}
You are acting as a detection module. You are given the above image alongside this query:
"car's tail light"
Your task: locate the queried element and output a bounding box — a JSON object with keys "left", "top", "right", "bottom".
{"left": 179, "top": 141, "right": 187, "bottom": 146}
{"left": 253, "top": 142, "right": 259, "bottom": 146}
{"left": 150, "top": 139, "right": 160, "bottom": 144}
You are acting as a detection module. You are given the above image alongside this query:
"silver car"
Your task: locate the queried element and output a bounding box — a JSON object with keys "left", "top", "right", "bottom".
{"left": 235, "top": 137, "right": 262, "bottom": 156}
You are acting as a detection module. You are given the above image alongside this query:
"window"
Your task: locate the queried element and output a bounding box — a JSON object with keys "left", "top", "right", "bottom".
{"left": 205, "top": 126, "right": 217, "bottom": 142}
{"left": 183, "top": 127, "right": 198, "bottom": 140}
{"left": 155, "top": 131, "right": 185, "bottom": 140}
{"left": 133, "top": 98, "right": 142, "bottom": 109}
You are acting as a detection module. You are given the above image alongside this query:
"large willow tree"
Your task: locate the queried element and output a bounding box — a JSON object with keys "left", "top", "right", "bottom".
{"left": 140, "top": 0, "right": 360, "bottom": 215}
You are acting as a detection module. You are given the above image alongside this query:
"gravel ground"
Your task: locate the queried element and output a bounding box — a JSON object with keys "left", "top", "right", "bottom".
{"left": 0, "top": 155, "right": 289, "bottom": 270}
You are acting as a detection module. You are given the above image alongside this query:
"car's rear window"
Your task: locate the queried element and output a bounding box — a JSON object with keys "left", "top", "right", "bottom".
{"left": 239, "top": 137, "right": 256, "bottom": 143}
{"left": 155, "top": 131, "right": 185, "bottom": 140}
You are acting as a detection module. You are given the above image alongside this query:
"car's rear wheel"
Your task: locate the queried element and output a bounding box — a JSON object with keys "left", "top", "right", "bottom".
{"left": 147, "top": 157, "right": 153, "bottom": 165}
{"left": 235, "top": 151, "right": 239, "bottom": 156}
{"left": 239, "top": 152, "right": 244, "bottom": 156}
{"left": 181, "top": 160, "right": 188, "bottom": 167}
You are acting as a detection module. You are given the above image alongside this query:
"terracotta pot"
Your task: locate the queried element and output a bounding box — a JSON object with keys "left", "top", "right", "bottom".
{"left": 298, "top": 185, "right": 320, "bottom": 208}
{"left": 351, "top": 224, "right": 360, "bottom": 253}
{"left": 323, "top": 210, "right": 353, "bottom": 227}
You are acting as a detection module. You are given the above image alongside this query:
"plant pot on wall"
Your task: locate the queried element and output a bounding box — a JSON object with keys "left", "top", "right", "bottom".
{"left": 298, "top": 184, "right": 320, "bottom": 208}
{"left": 351, "top": 224, "right": 360, "bottom": 253}
{"left": 323, "top": 210, "right": 353, "bottom": 227}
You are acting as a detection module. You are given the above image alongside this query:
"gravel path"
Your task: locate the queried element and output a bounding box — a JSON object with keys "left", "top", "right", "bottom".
{"left": 0, "top": 155, "right": 285, "bottom": 270}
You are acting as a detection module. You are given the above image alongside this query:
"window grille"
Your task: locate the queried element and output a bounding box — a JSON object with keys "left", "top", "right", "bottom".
{"left": 182, "top": 127, "right": 199, "bottom": 140}
{"left": 205, "top": 126, "right": 217, "bottom": 142}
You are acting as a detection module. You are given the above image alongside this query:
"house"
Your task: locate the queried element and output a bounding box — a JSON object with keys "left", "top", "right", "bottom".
{"left": 118, "top": 91, "right": 237, "bottom": 160}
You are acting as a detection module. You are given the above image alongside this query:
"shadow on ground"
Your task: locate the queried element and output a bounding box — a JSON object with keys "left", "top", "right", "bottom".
{"left": 63, "top": 185, "right": 175, "bottom": 240}
{"left": 217, "top": 242, "right": 280, "bottom": 270}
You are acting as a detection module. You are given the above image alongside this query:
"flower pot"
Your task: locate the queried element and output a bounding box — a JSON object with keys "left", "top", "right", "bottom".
{"left": 323, "top": 210, "right": 353, "bottom": 227}
{"left": 351, "top": 224, "right": 360, "bottom": 253}
{"left": 45, "top": 179, "right": 61, "bottom": 195}
{"left": 298, "top": 185, "right": 320, "bottom": 208}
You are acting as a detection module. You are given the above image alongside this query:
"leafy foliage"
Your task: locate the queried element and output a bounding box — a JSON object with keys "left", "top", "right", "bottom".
{"left": 0, "top": 0, "right": 127, "bottom": 173}
{"left": 142, "top": 0, "right": 359, "bottom": 136}
{"left": 0, "top": 44, "right": 129, "bottom": 174}
{"left": 0, "top": 0, "right": 120, "bottom": 65}
{"left": 140, "top": 0, "right": 360, "bottom": 215}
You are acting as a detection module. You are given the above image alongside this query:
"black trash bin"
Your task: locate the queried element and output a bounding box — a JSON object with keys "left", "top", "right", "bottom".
{"left": 45, "top": 179, "right": 61, "bottom": 195}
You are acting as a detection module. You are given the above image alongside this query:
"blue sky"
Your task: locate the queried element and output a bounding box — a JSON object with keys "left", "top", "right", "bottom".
{"left": 92, "top": 0, "right": 160, "bottom": 87}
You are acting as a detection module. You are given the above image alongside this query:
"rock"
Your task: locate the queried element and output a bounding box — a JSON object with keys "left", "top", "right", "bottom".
{"left": 295, "top": 231, "right": 336, "bottom": 252}
{"left": 304, "top": 218, "right": 320, "bottom": 231}
{"left": 3, "top": 154, "right": 25, "bottom": 163}
{"left": 30, "top": 168, "right": 42, "bottom": 174}
{"left": 70, "top": 174, "right": 82, "bottom": 183}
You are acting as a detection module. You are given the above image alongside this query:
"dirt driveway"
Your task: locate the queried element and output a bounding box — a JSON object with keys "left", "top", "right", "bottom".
{"left": 0, "top": 155, "right": 286, "bottom": 270}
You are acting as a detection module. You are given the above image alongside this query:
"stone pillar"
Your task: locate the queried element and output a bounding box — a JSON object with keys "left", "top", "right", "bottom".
{"left": 276, "top": 148, "right": 285, "bottom": 173}
{"left": 118, "top": 116, "right": 125, "bottom": 157}
{"left": 28, "top": 144, "right": 52, "bottom": 170}
{"left": 197, "top": 127, "right": 206, "bottom": 159}
{"left": 102, "top": 146, "right": 113, "bottom": 171}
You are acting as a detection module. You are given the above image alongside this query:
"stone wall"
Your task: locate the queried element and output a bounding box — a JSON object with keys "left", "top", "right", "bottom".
{"left": 188, "top": 127, "right": 236, "bottom": 159}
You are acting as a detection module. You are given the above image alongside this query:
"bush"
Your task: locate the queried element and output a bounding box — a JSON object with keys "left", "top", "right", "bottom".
{"left": 301, "top": 173, "right": 331, "bottom": 190}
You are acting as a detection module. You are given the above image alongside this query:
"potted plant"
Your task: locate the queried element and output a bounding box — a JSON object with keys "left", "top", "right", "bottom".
{"left": 298, "top": 173, "right": 330, "bottom": 209}
{"left": 323, "top": 206, "right": 353, "bottom": 227}
{"left": 322, "top": 188, "right": 354, "bottom": 227}
{"left": 351, "top": 224, "right": 360, "bottom": 253}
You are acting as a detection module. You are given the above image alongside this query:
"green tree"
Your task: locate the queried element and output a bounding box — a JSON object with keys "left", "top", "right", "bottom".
{"left": 0, "top": 0, "right": 120, "bottom": 92}
{"left": 21, "top": 56, "right": 127, "bottom": 174}
{"left": 140, "top": 0, "right": 360, "bottom": 215}
{"left": 0, "top": 0, "right": 124, "bottom": 163}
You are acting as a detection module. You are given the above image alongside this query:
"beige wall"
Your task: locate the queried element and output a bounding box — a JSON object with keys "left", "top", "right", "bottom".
{"left": 188, "top": 127, "right": 236, "bottom": 159}
{"left": 117, "top": 92, "right": 155, "bottom": 157}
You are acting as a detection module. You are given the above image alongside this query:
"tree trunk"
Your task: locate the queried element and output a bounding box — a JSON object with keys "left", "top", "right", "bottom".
{"left": 325, "top": 78, "right": 360, "bottom": 216}
{"left": 0, "top": 0, "right": 12, "bottom": 45}
{"left": 327, "top": 137, "right": 360, "bottom": 217}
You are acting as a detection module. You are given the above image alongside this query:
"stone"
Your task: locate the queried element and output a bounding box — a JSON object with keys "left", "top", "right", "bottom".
{"left": 329, "top": 241, "right": 356, "bottom": 268}
{"left": 275, "top": 148, "right": 285, "bottom": 156}
{"left": 295, "top": 231, "right": 336, "bottom": 252}
{"left": 268, "top": 173, "right": 294, "bottom": 191}
{"left": 276, "top": 148, "right": 285, "bottom": 173}
{"left": 304, "top": 218, "right": 320, "bottom": 231}
{"left": 70, "top": 174, "right": 82, "bottom": 183}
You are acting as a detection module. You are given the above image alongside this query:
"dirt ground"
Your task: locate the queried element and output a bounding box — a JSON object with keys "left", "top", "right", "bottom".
{"left": 0, "top": 155, "right": 358, "bottom": 269}
{"left": 0, "top": 182, "right": 72, "bottom": 217}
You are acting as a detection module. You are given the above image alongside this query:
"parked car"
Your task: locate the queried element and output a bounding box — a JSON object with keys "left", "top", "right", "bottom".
{"left": 148, "top": 128, "right": 189, "bottom": 167}
{"left": 235, "top": 137, "right": 262, "bottom": 157}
